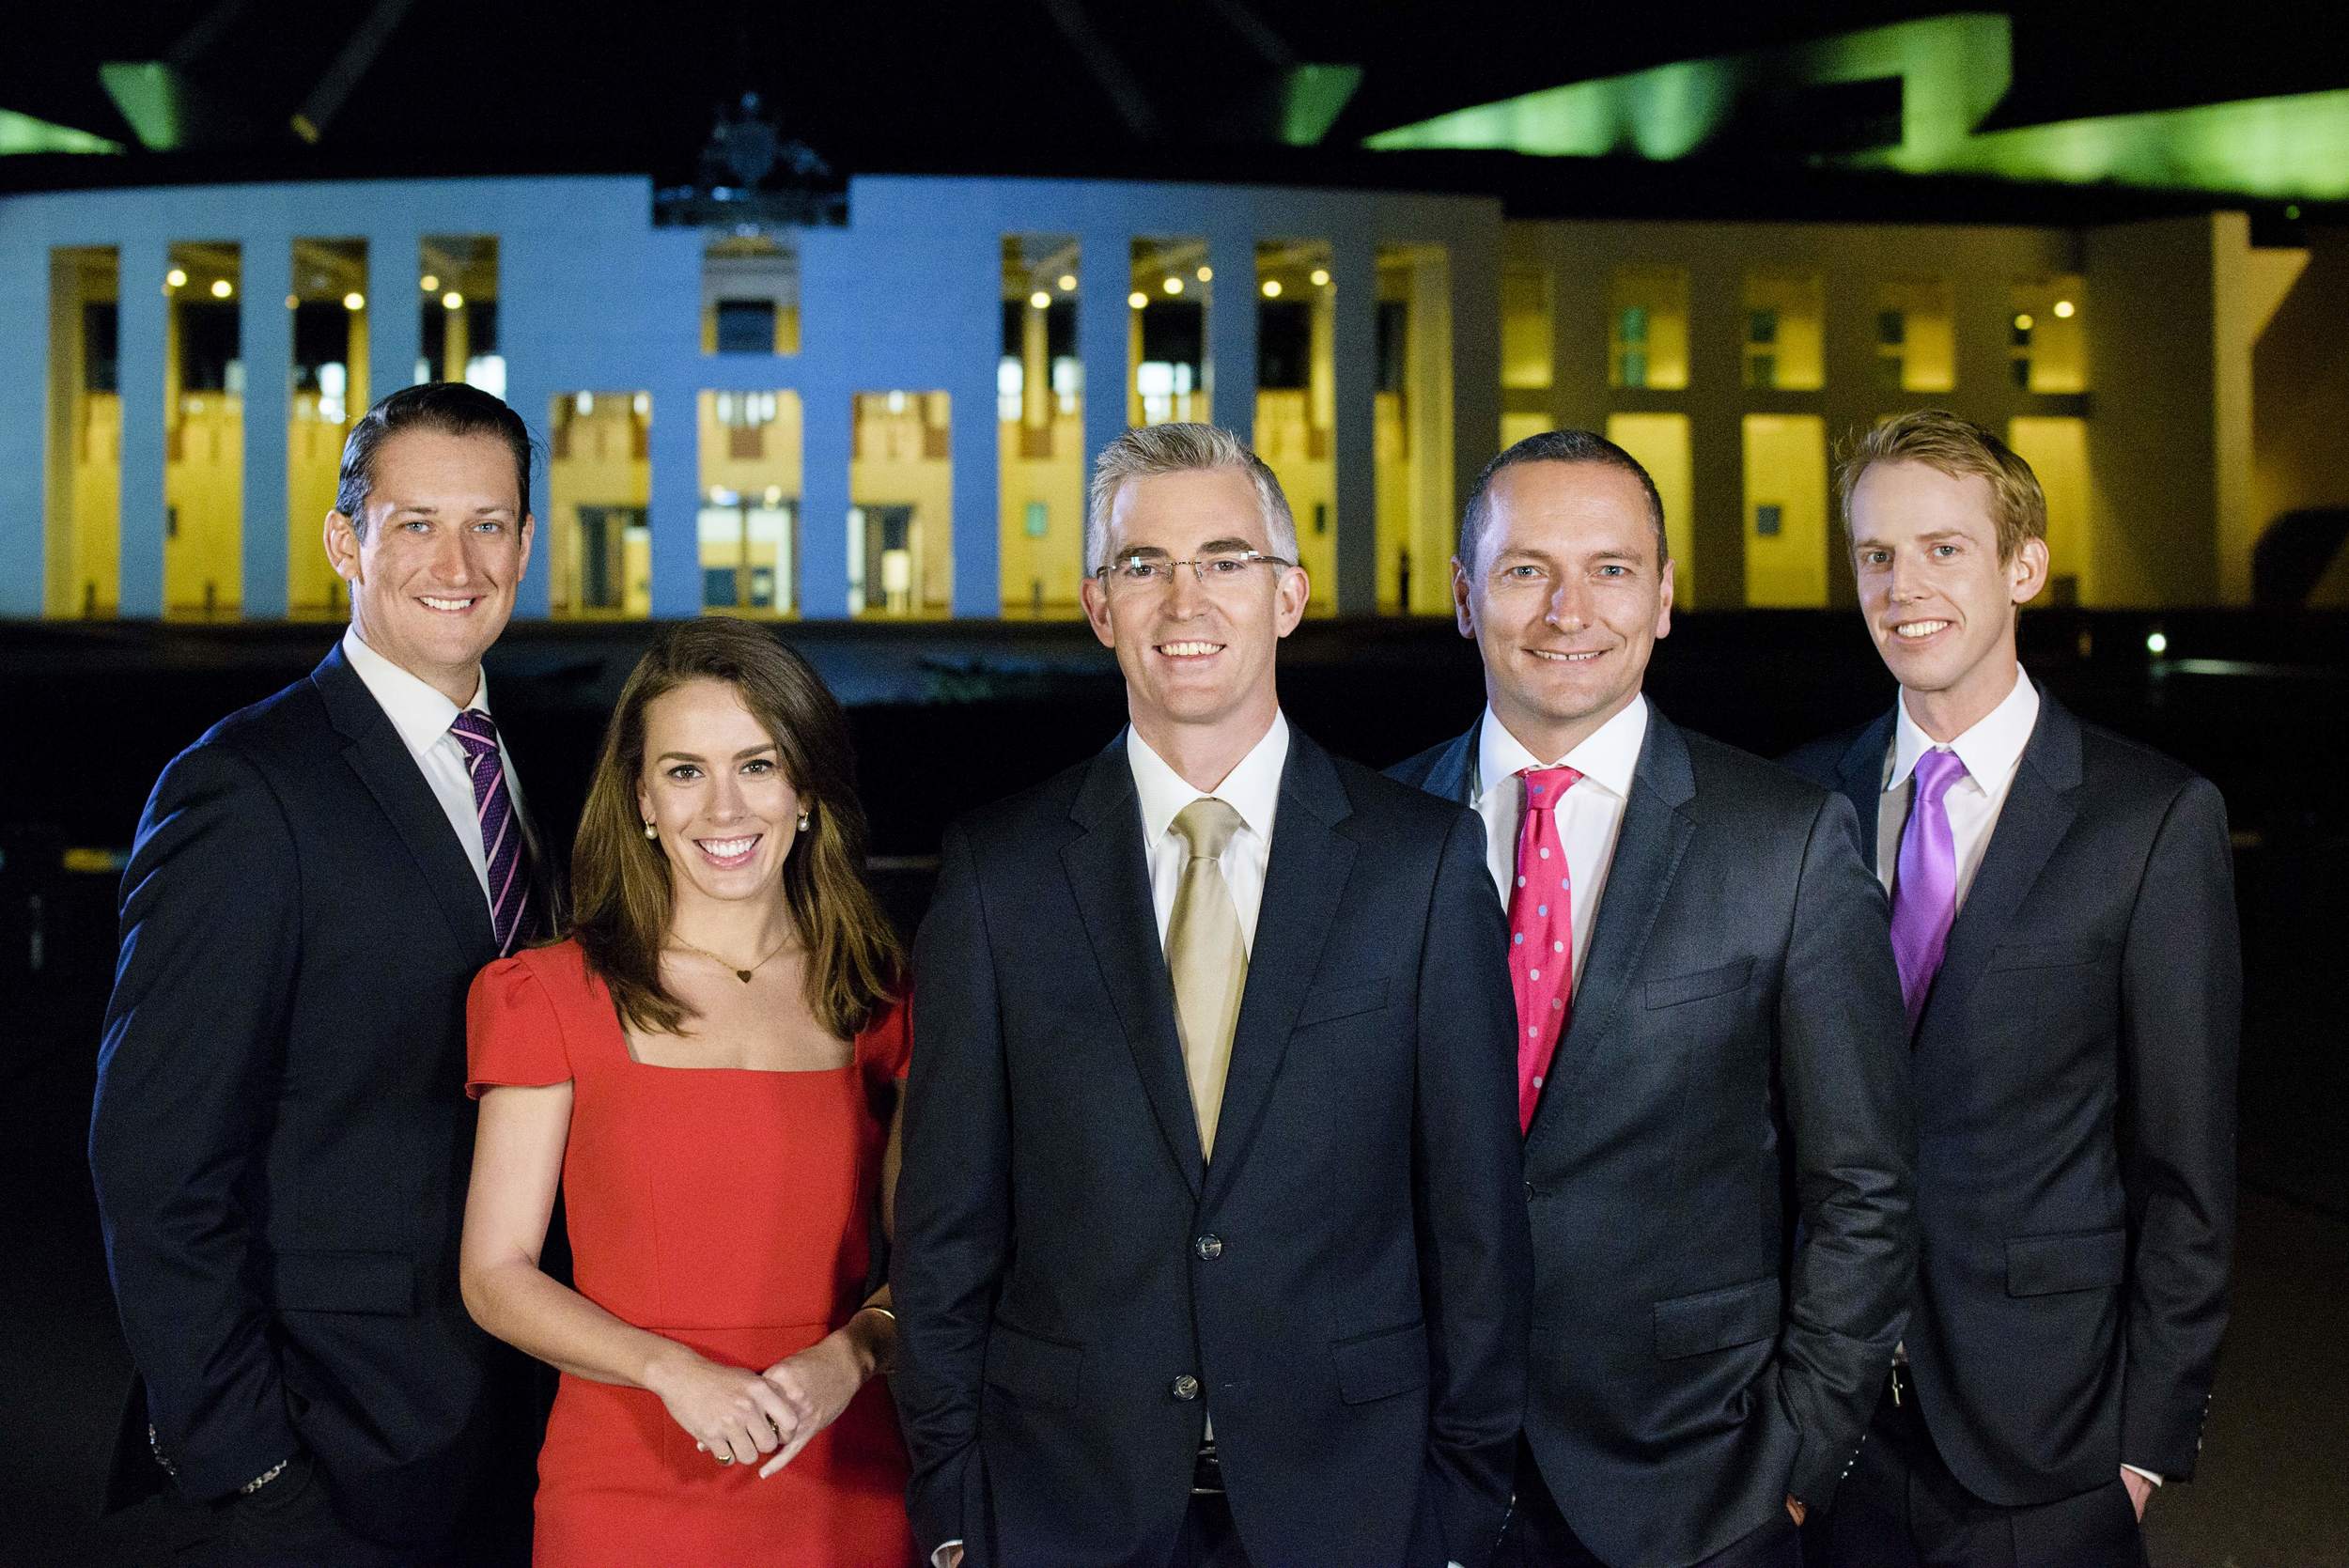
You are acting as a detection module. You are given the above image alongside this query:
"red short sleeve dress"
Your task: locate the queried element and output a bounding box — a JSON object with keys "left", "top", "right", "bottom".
{"left": 466, "top": 939, "right": 915, "bottom": 1567}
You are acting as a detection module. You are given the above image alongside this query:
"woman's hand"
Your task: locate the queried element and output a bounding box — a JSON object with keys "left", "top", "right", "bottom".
{"left": 643, "top": 1343, "right": 798, "bottom": 1468}
{"left": 753, "top": 1328, "right": 875, "bottom": 1477}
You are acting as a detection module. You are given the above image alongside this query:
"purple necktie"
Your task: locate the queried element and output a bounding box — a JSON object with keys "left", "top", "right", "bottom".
{"left": 449, "top": 709, "right": 528, "bottom": 956}
{"left": 1890, "top": 748, "right": 1969, "bottom": 1024}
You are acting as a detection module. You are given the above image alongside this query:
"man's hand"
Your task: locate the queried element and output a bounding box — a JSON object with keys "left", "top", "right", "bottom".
{"left": 1785, "top": 1494, "right": 1807, "bottom": 1527}
{"left": 2121, "top": 1467, "right": 2154, "bottom": 1522}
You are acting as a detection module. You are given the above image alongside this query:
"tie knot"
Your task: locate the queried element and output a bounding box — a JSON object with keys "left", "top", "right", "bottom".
{"left": 1172, "top": 798, "right": 1245, "bottom": 862}
{"left": 450, "top": 708, "right": 500, "bottom": 759}
{"left": 1912, "top": 748, "right": 1968, "bottom": 802}
{"left": 1519, "top": 766, "right": 1582, "bottom": 813}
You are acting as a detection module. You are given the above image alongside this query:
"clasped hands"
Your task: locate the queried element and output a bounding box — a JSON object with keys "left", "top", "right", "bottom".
{"left": 648, "top": 1331, "right": 872, "bottom": 1479}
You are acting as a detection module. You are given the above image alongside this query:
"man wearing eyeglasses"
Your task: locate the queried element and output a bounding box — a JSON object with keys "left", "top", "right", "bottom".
{"left": 1391, "top": 431, "right": 1915, "bottom": 1568}
{"left": 894, "top": 423, "right": 1529, "bottom": 1568}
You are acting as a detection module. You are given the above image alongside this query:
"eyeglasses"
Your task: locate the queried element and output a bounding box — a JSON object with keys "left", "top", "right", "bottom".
{"left": 1095, "top": 549, "right": 1295, "bottom": 591}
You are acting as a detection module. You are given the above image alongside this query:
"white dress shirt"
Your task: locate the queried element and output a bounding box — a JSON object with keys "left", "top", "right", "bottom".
{"left": 1471, "top": 695, "right": 1649, "bottom": 994}
{"left": 1874, "top": 666, "right": 2039, "bottom": 904}
{"left": 341, "top": 627, "right": 525, "bottom": 906}
{"left": 1127, "top": 710, "right": 1289, "bottom": 954}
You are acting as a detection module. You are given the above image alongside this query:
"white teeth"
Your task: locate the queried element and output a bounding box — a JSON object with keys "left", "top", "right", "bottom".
{"left": 698, "top": 836, "right": 757, "bottom": 857}
{"left": 1159, "top": 642, "right": 1221, "bottom": 657}
{"left": 1530, "top": 649, "right": 1600, "bottom": 661}
{"left": 420, "top": 596, "right": 475, "bottom": 612}
{"left": 1894, "top": 620, "right": 1950, "bottom": 639}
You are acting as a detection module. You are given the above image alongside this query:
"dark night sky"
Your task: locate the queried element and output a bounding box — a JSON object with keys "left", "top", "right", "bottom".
{"left": 4, "top": 0, "right": 2345, "bottom": 193}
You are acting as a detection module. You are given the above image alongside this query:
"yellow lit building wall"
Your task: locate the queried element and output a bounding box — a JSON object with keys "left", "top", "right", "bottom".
{"left": 1610, "top": 267, "right": 1688, "bottom": 390}
{"left": 2012, "top": 277, "right": 2085, "bottom": 393}
{"left": 1001, "top": 236, "right": 1086, "bottom": 619}
{"left": 288, "top": 392, "right": 350, "bottom": 615}
{"left": 1501, "top": 268, "right": 1553, "bottom": 390}
{"left": 164, "top": 396, "right": 242, "bottom": 618}
{"left": 547, "top": 394, "right": 652, "bottom": 617}
{"left": 1254, "top": 241, "right": 1337, "bottom": 613}
{"left": 1741, "top": 413, "right": 1828, "bottom": 606}
{"left": 1877, "top": 278, "right": 1955, "bottom": 392}
{"left": 1743, "top": 272, "right": 1825, "bottom": 390}
{"left": 1606, "top": 412, "right": 1696, "bottom": 609}
{"left": 1375, "top": 243, "right": 1455, "bottom": 614}
{"left": 998, "top": 411, "right": 1086, "bottom": 617}
{"left": 45, "top": 246, "right": 119, "bottom": 617}
{"left": 849, "top": 392, "right": 954, "bottom": 617}
{"left": 2007, "top": 416, "right": 2092, "bottom": 603}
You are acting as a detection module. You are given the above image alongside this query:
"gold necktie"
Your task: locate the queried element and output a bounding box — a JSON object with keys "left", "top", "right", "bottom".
{"left": 1167, "top": 798, "right": 1248, "bottom": 1160}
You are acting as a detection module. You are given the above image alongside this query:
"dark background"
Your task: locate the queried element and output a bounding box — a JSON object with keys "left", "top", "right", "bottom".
{"left": 3, "top": 607, "right": 2344, "bottom": 1562}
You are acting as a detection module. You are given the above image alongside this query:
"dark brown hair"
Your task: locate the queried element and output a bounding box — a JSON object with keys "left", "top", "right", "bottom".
{"left": 334, "top": 382, "right": 537, "bottom": 535}
{"left": 569, "top": 617, "right": 902, "bottom": 1039}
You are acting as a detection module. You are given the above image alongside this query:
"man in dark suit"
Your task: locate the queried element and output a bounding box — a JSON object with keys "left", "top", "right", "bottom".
{"left": 1391, "top": 430, "right": 1916, "bottom": 1568}
{"left": 90, "top": 383, "right": 549, "bottom": 1565}
{"left": 1784, "top": 410, "right": 2237, "bottom": 1567}
{"left": 894, "top": 423, "right": 1529, "bottom": 1568}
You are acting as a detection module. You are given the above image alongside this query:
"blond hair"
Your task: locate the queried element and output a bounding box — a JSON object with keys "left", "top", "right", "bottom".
{"left": 1835, "top": 409, "right": 2046, "bottom": 564}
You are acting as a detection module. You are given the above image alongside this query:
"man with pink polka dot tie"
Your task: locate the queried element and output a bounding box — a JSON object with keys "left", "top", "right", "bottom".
{"left": 1394, "top": 430, "right": 1915, "bottom": 1568}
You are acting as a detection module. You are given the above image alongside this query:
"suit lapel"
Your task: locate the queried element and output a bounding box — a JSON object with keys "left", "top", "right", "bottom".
{"left": 1913, "top": 689, "right": 2081, "bottom": 1047}
{"left": 1061, "top": 739, "right": 1206, "bottom": 1198}
{"left": 312, "top": 645, "right": 495, "bottom": 957}
{"left": 1836, "top": 710, "right": 1897, "bottom": 870}
{"left": 1420, "top": 727, "right": 1479, "bottom": 808}
{"left": 1203, "top": 732, "right": 1356, "bottom": 1210}
{"left": 1531, "top": 708, "right": 1698, "bottom": 1143}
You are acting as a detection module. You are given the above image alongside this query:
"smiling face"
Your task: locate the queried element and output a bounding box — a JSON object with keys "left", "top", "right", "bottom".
{"left": 1080, "top": 464, "right": 1309, "bottom": 754}
{"left": 1849, "top": 459, "right": 2046, "bottom": 739}
{"left": 1454, "top": 459, "right": 1672, "bottom": 761}
{"left": 325, "top": 427, "right": 533, "bottom": 706}
{"left": 635, "top": 676, "right": 803, "bottom": 912}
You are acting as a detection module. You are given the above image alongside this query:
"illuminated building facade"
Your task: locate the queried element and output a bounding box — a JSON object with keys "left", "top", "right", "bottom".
{"left": 4, "top": 114, "right": 2341, "bottom": 619}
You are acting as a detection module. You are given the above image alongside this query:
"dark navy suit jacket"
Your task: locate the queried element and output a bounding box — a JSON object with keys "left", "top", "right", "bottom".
{"left": 90, "top": 644, "right": 543, "bottom": 1551}
{"left": 1783, "top": 687, "right": 2237, "bottom": 1503}
{"left": 1394, "top": 706, "right": 1917, "bottom": 1568}
{"left": 893, "top": 726, "right": 1531, "bottom": 1568}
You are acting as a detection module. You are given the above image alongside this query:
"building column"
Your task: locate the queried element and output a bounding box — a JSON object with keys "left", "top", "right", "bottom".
{"left": 647, "top": 379, "right": 700, "bottom": 618}
{"left": 1079, "top": 225, "right": 1131, "bottom": 570}
{"left": 241, "top": 239, "right": 291, "bottom": 618}
{"left": 117, "top": 236, "right": 169, "bottom": 619}
{"left": 799, "top": 380, "right": 851, "bottom": 619}
{"left": 1330, "top": 235, "right": 1377, "bottom": 615}
{"left": 1686, "top": 255, "right": 1748, "bottom": 611}
{"left": 365, "top": 231, "right": 421, "bottom": 400}
{"left": 0, "top": 233, "right": 48, "bottom": 617}
{"left": 1206, "top": 226, "right": 1258, "bottom": 447}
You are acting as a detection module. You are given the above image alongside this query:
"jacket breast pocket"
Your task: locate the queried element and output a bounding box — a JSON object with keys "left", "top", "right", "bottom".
{"left": 1294, "top": 977, "right": 1389, "bottom": 1031}
{"left": 984, "top": 1320, "right": 1083, "bottom": 1411}
{"left": 2005, "top": 1228, "right": 2126, "bottom": 1296}
{"left": 1653, "top": 1276, "right": 1781, "bottom": 1360}
{"left": 272, "top": 1249, "right": 417, "bottom": 1315}
{"left": 1988, "top": 939, "right": 2115, "bottom": 973}
{"left": 1644, "top": 958, "right": 1755, "bottom": 1011}
{"left": 1330, "top": 1320, "right": 1428, "bottom": 1405}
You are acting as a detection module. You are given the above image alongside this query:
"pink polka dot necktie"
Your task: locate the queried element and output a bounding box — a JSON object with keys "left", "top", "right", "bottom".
{"left": 1508, "top": 766, "right": 1581, "bottom": 1134}
{"left": 449, "top": 708, "right": 529, "bottom": 956}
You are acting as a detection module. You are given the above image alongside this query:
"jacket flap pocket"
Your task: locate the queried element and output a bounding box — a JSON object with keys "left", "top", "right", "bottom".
{"left": 984, "top": 1320, "right": 1083, "bottom": 1411}
{"left": 1644, "top": 958, "right": 1755, "bottom": 1011}
{"left": 272, "top": 1249, "right": 416, "bottom": 1315}
{"left": 1330, "top": 1320, "right": 1429, "bottom": 1405}
{"left": 1653, "top": 1276, "right": 1781, "bottom": 1360}
{"left": 1295, "top": 978, "right": 1389, "bottom": 1030}
{"left": 2005, "top": 1228, "right": 2126, "bottom": 1296}
{"left": 1988, "top": 939, "right": 2114, "bottom": 972}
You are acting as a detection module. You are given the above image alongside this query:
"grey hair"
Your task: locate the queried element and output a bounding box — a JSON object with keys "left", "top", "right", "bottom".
{"left": 1085, "top": 423, "right": 1299, "bottom": 575}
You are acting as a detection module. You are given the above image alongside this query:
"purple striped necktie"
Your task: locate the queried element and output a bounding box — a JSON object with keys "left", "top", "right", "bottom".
{"left": 449, "top": 708, "right": 528, "bottom": 955}
{"left": 1890, "top": 747, "right": 1969, "bottom": 1025}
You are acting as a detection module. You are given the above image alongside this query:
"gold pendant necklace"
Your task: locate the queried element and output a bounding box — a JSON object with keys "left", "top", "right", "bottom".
{"left": 666, "top": 934, "right": 794, "bottom": 984}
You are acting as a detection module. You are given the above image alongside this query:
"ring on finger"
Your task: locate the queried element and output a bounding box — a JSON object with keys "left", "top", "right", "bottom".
{"left": 714, "top": 1450, "right": 734, "bottom": 1466}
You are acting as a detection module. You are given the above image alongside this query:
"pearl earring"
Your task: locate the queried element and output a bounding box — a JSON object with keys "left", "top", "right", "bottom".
{"left": 643, "top": 819, "right": 658, "bottom": 840}
{"left": 797, "top": 811, "right": 811, "bottom": 831}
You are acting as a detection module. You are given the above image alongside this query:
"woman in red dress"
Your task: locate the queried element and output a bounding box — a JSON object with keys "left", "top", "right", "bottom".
{"left": 459, "top": 617, "right": 915, "bottom": 1566}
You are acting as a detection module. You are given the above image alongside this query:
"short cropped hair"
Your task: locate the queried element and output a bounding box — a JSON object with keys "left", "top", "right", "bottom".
{"left": 1457, "top": 429, "right": 1667, "bottom": 572}
{"left": 1085, "top": 423, "right": 1299, "bottom": 575}
{"left": 1835, "top": 409, "right": 2046, "bottom": 564}
{"left": 334, "top": 382, "right": 537, "bottom": 537}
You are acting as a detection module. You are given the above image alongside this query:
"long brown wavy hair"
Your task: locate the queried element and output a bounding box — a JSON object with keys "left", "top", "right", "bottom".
{"left": 569, "top": 617, "right": 902, "bottom": 1039}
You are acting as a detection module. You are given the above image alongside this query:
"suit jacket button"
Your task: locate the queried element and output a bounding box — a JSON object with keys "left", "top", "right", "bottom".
{"left": 1195, "top": 1234, "right": 1223, "bottom": 1260}
{"left": 1172, "top": 1374, "right": 1201, "bottom": 1401}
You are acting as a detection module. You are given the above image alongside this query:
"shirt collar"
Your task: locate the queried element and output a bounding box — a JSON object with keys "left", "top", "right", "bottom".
{"left": 1889, "top": 665, "right": 2039, "bottom": 795}
{"left": 1127, "top": 709, "right": 1290, "bottom": 847}
{"left": 341, "top": 626, "right": 490, "bottom": 764}
{"left": 1473, "top": 693, "right": 1649, "bottom": 807}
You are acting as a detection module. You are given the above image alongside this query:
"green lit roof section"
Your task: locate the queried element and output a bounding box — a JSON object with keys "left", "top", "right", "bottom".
{"left": 0, "top": 108, "right": 123, "bottom": 157}
{"left": 1366, "top": 9, "right": 2349, "bottom": 203}
{"left": 1365, "top": 14, "right": 2011, "bottom": 163}
{"left": 1842, "top": 88, "right": 2349, "bottom": 201}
